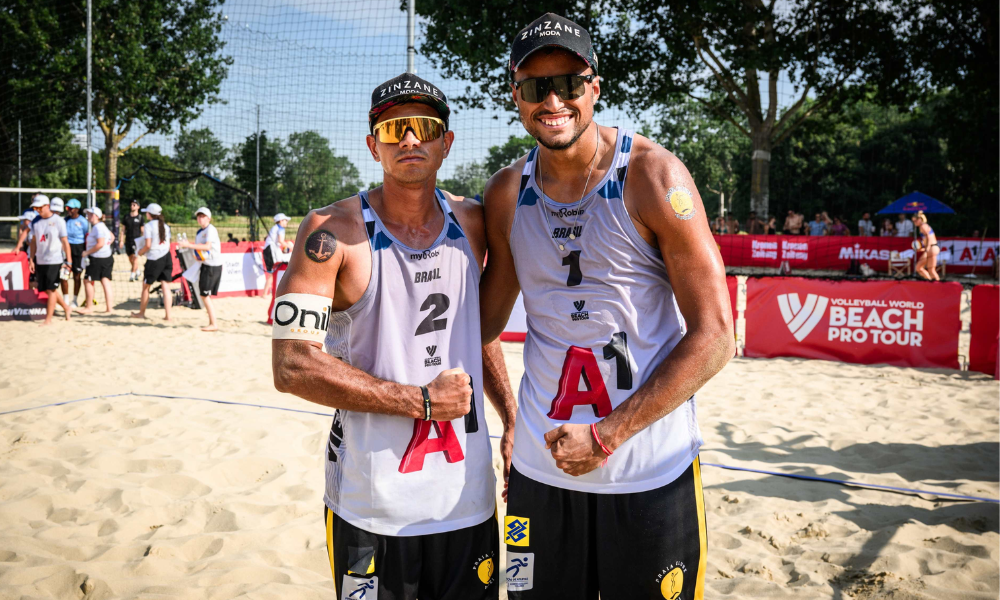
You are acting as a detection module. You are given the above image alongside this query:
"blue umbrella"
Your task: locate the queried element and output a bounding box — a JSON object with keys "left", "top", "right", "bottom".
{"left": 877, "top": 191, "right": 955, "bottom": 215}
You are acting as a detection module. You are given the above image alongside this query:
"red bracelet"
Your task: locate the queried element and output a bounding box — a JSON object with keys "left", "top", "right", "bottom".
{"left": 591, "top": 423, "right": 613, "bottom": 462}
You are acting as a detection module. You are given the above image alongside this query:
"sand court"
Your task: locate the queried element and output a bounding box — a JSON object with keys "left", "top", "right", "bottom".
{"left": 0, "top": 297, "right": 996, "bottom": 599}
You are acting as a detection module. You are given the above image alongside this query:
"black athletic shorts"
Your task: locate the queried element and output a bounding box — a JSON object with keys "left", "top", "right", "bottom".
{"left": 504, "top": 458, "right": 707, "bottom": 600}
{"left": 70, "top": 243, "right": 85, "bottom": 272}
{"left": 143, "top": 253, "right": 173, "bottom": 285}
{"left": 324, "top": 506, "right": 499, "bottom": 600}
{"left": 125, "top": 238, "right": 139, "bottom": 256}
{"left": 36, "top": 263, "right": 62, "bottom": 292}
{"left": 199, "top": 264, "right": 222, "bottom": 297}
{"left": 85, "top": 256, "right": 113, "bottom": 281}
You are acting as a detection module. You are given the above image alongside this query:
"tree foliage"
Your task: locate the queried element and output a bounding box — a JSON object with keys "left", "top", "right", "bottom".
{"left": 284, "top": 131, "right": 362, "bottom": 213}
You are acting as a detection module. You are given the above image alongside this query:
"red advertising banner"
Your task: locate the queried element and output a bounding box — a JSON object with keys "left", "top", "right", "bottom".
{"left": 969, "top": 285, "right": 999, "bottom": 375}
{"left": 745, "top": 277, "right": 961, "bottom": 369}
{"left": 0, "top": 253, "right": 46, "bottom": 320}
{"left": 715, "top": 235, "right": 998, "bottom": 274}
{"left": 727, "top": 275, "right": 738, "bottom": 326}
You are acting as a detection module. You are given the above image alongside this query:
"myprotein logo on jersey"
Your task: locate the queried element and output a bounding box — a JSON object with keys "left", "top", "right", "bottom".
{"left": 550, "top": 207, "right": 585, "bottom": 218}
{"left": 409, "top": 249, "right": 440, "bottom": 260}
{"left": 778, "top": 293, "right": 926, "bottom": 347}
{"left": 414, "top": 268, "right": 442, "bottom": 283}
{"left": 424, "top": 345, "right": 441, "bottom": 367}
{"left": 570, "top": 300, "right": 589, "bottom": 321}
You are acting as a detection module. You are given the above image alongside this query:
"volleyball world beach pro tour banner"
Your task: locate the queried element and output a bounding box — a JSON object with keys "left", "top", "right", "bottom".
{"left": 745, "top": 277, "right": 961, "bottom": 369}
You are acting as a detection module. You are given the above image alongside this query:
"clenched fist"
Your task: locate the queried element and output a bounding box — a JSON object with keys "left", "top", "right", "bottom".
{"left": 425, "top": 368, "right": 472, "bottom": 421}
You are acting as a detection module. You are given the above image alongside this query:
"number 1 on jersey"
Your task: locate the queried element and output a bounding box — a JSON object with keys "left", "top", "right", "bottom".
{"left": 562, "top": 251, "right": 582, "bottom": 287}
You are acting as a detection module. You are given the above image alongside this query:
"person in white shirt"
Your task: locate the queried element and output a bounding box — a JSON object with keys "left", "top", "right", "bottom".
{"left": 76, "top": 207, "right": 115, "bottom": 314}
{"left": 857, "top": 212, "right": 875, "bottom": 237}
{"left": 178, "top": 207, "right": 223, "bottom": 332}
{"left": 131, "top": 203, "right": 174, "bottom": 320}
{"left": 262, "top": 213, "right": 293, "bottom": 297}
{"left": 28, "top": 195, "right": 72, "bottom": 324}
{"left": 895, "top": 213, "right": 914, "bottom": 237}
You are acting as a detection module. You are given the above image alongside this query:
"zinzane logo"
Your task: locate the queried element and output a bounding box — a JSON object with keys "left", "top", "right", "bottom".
{"left": 777, "top": 293, "right": 829, "bottom": 341}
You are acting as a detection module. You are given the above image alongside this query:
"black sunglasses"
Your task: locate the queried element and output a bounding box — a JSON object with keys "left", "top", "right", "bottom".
{"left": 513, "top": 73, "right": 595, "bottom": 104}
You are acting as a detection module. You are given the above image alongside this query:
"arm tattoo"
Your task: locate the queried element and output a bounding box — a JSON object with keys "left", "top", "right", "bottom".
{"left": 305, "top": 229, "right": 337, "bottom": 263}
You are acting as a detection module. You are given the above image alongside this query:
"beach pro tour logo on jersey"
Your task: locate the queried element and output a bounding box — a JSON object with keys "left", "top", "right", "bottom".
{"left": 424, "top": 345, "right": 441, "bottom": 367}
{"left": 778, "top": 292, "right": 926, "bottom": 347}
{"left": 777, "top": 293, "right": 829, "bottom": 341}
{"left": 571, "top": 300, "right": 589, "bottom": 321}
{"left": 504, "top": 516, "right": 530, "bottom": 546}
{"left": 506, "top": 552, "right": 534, "bottom": 592}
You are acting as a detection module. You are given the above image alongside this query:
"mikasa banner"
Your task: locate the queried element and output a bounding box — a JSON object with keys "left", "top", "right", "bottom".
{"left": 745, "top": 277, "right": 961, "bottom": 369}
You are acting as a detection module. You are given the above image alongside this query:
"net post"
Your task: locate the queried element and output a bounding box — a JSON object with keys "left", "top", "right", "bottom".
{"left": 86, "top": 0, "right": 93, "bottom": 210}
{"left": 407, "top": 0, "right": 415, "bottom": 74}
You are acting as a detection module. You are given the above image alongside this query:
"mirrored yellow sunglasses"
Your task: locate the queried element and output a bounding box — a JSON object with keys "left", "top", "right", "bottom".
{"left": 372, "top": 116, "right": 446, "bottom": 143}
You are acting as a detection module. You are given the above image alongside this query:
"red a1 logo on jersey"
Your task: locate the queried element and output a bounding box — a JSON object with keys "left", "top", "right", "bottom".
{"left": 398, "top": 419, "right": 465, "bottom": 473}
{"left": 548, "top": 346, "right": 613, "bottom": 420}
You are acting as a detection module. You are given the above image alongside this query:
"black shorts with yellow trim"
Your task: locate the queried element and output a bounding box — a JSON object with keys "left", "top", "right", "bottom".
{"left": 324, "top": 506, "right": 499, "bottom": 600}
{"left": 503, "top": 457, "right": 707, "bottom": 600}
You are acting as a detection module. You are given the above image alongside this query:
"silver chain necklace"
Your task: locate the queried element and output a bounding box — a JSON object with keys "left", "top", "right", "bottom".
{"left": 538, "top": 126, "right": 601, "bottom": 252}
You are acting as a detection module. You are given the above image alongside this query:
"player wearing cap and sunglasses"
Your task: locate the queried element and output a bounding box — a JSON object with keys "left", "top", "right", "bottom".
{"left": 271, "top": 73, "right": 516, "bottom": 600}
{"left": 479, "top": 13, "right": 735, "bottom": 600}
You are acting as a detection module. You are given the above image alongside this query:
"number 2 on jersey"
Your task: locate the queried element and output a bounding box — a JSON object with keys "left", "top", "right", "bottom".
{"left": 548, "top": 332, "right": 635, "bottom": 420}
{"left": 415, "top": 293, "right": 449, "bottom": 335}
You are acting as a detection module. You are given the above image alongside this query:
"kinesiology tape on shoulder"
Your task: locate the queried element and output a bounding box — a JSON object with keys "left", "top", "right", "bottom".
{"left": 272, "top": 293, "right": 333, "bottom": 342}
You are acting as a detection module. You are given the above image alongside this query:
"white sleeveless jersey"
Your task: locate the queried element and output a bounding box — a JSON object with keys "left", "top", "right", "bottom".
{"left": 508, "top": 128, "right": 702, "bottom": 494}
{"left": 322, "top": 190, "right": 495, "bottom": 536}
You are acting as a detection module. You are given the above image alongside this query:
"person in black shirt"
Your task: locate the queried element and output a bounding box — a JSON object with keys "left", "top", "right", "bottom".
{"left": 120, "top": 199, "right": 145, "bottom": 281}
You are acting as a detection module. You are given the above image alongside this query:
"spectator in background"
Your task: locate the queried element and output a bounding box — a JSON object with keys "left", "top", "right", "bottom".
{"left": 880, "top": 218, "right": 894, "bottom": 237}
{"left": 820, "top": 211, "right": 833, "bottom": 229}
{"left": 830, "top": 216, "right": 850, "bottom": 236}
{"left": 29, "top": 195, "right": 72, "bottom": 325}
{"left": 131, "top": 203, "right": 173, "bottom": 321}
{"left": 121, "top": 199, "right": 145, "bottom": 282}
{"left": 746, "top": 211, "right": 766, "bottom": 234}
{"left": 783, "top": 210, "right": 804, "bottom": 235}
{"left": 178, "top": 207, "right": 223, "bottom": 332}
{"left": 725, "top": 213, "right": 741, "bottom": 235}
{"left": 808, "top": 213, "right": 828, "bottom": 236}
{"left": 64, "top": 199, "right": 89, "bottom": 308}
{"left": 13, "top": 210, "right": 35, "bottom": 254}
{"left": 712, "top": 216, "right": 727, "bottom": 234}
{"left": 263, "top": 213, "right": 293, "bottom": 297}
{"left": 895, "top": 213, "right": 914, "bottom": 237}
{"left": 76, "top": 207, "right": 114, "bottom": 314}
{"left": 857, "top": 212, "right": 875, "bottom": 237}
{"left": 765, "top": 216, "right": 777, "bottom": 234}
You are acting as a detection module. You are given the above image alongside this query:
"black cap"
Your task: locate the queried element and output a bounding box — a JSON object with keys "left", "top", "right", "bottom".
{"left": 369, "top": 73, "right": 450, "bottom": 133}
{"left": 509, "top": 13, "right": 598, "bottom": 79}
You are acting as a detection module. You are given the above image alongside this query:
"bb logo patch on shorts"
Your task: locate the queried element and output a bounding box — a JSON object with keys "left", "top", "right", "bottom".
{"left": 341, "top": 574, "right": 377, "bottom": 600}
{"left": 505, "top": 552, "right": 534, "bottom": 592}
{"left": 473, "top": 554, "right": 495, "bottom": 585}
{"left": 504, "top": 516, "right": 530, "bottom": 546}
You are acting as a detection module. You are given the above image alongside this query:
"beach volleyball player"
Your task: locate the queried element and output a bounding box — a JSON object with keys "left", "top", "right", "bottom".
{"left": 271, "top": 73, "right": 516, "bottom": 600}
{"left": 479, "top": 14, "right": 735, "bottom": 599}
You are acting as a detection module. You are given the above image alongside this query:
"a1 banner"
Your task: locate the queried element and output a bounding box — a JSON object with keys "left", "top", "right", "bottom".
{"left": 0, "top": 253, "right": 46, "bottom": 321}
{"left": 745, "top": 277, "right": 961, "bottom": 369}
{"left": 969, "top": 285, "right": 999, "bottom": 375}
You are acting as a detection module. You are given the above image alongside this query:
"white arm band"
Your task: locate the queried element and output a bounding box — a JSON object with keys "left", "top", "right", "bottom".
{"left": 272, "top": 293, "right": 333, "bottom": 343}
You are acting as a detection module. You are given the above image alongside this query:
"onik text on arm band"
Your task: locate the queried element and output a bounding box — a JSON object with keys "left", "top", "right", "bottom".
{"left": 271, "top": 293, "right": 333, "bottom": 343}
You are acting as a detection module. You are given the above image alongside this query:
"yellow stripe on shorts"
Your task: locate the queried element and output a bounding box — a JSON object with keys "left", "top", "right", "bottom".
{"left": 325, "top": 508, "right": 337, "bottom": 586}
{"left": 692, "top": 457, "right": 707, "bottom": 600}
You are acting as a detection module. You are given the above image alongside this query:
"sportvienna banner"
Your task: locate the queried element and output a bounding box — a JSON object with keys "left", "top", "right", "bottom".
{"left": 745, "top": 277, "right": 961, "bottom": 369}
{"left": 0, "top": 253, "right": 46, "bottom": 321}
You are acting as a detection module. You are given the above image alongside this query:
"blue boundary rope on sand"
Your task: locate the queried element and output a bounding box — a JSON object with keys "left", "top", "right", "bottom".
{"left": 2, "top": 392, "right": 997, "bottom": 505}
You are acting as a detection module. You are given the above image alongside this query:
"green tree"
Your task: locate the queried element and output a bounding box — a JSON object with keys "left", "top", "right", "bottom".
{"left": 284, "top": 130, "right": 362, "bottom": 212}
{"left": 174, "top": 127, "right": 227, "bottom": 212}
{"left": 0, "top": 1, "right": 84, "bottom": 213}
{"left": 231, "top": 131, "right": 286, "bottom": 217}
{"left": 438, "top": 162, "right": 489, "bottom": 199}
{"left": 415, "top": 0, "right": 907, "bottom": 218}
{"left": 109, "top": 146, "right": 186, "bottom": 221}
{"left": 91, "top": 0, "right": 231, "bottom": 217}
{"left": 654, "top": 98, "right": 748, "bottom": 218}
{"left": 484, "top": 134, "right": 537, "bottom": 176}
